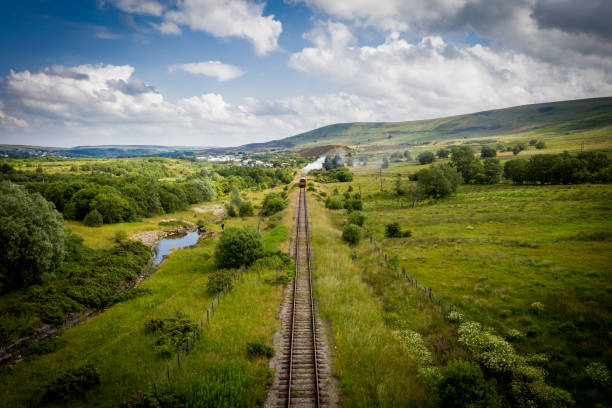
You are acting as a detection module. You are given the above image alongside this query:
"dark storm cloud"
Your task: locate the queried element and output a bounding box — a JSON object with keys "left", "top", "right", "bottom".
{"left": 532, "top": 0, "right": 612, "bottom": 41}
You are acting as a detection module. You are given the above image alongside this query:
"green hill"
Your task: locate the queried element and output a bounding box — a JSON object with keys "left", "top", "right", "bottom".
{"left": 270, "top": 97, "right": 612, "bottom": 152}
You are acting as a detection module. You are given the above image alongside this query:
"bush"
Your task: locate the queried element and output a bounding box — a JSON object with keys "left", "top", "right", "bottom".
{"left": 458, "top": 321, "right": 518, "bottom": 374}
{"left": 437, "top": 360, "right": 499, "bottom": 408}
{"left": 385, "top": 222, "right": 402, "bottom": 238}
{"left": 43, "top": 364, "right": 100, "bottom": 403}
{"left": 214, "top": 227, "right": 263, "bottom": 268}
{"left": 24, "top": 337, "right": 67, "bottom": 359}
{"left": 262, "top": 193, "right": 285, "bottom": 216}
{"left": 418, "top": 151, "right": 435, "bottom": 164}
{"left": 206, "top": 269, "right": 234, "bottom": 295}
{"left": 238, "top": 201, "right": 254, "bottom": 217}
{"left": 246, "top": 341, "right": 275, "bottom": 358}
{"left": 325, "top": 197, "right": 343, "bottom": 210}
{"left": 535, "top": 141, "right": 546, "bottom": 149}
{"left": 347, "top": 211, "right": 366, "bottom": 227}
{"left": 226, "top": 204, "right": 237, "bottom": 217}
{"left": 144, "top": 317, "right": 197, "bottom": 357}
{"left": 584, "top": 362, "right": 610, "bottom": 389}
{"left": 114, "top": 230, "right": 128, "bottom": 243}
{"left": 446, "top": 311, "right": 464, "bottom": 323}
{"left": 83, "top": 209, "right": 103, "bottom": 227}
{"left": 344, "top": 198, "right": 363, "bottom": 211}
{"left": 342, "top": 224, "right": 362, "bottom": 245}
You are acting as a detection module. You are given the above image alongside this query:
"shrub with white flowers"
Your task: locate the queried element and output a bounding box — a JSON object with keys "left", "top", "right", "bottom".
{"left": 530, "top": 301, "right": 544, "bottom": 314}
{"left": 458, "top": 321, "right": 518, "bottom": 374}
{"left": 446, "top": 311, "right": 464, "bottom": 323}
{"left": 398, "top": 329, "right": 434, "bottom": 366}
{"left": 506, "top": 329, "right": 524, "bottom": 341}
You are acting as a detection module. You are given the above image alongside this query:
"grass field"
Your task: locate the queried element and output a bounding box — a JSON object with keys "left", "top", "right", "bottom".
{"left": 0, "top": 198, "right": 291, "bottom": 407}
{"left": 315, "top": 162, "right": 612, "bottom": 406}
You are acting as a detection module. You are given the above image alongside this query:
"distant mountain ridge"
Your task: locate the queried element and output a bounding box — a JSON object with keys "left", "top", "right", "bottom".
{"left": 1, "top": 97, "right": 610, "bottom": 158}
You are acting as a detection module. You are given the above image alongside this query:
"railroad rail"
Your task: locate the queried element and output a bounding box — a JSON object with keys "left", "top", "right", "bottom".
{"left": 272, "top": 186, "right": 328, "bottom": 407}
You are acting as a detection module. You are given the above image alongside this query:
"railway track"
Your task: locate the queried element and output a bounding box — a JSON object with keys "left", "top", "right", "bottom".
{"left": 269, "top": 186, "right": 331, "bottom": 407}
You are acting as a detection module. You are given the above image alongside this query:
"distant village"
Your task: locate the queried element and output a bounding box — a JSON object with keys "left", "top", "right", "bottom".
{"left": 197, "top": 155, "right": 288, "bottom": 167}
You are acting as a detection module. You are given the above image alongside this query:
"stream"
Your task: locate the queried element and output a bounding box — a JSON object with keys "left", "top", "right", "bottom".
{"left": 153, "top": 231, "right": 200, "bottom": 265}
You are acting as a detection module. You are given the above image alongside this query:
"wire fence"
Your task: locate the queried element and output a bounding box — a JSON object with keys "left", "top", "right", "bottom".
{"left": 367, "top": 232, "right": 460, "bottom": 315}
{"left": 151, "top": 265, "right": 247, "bottom": 389}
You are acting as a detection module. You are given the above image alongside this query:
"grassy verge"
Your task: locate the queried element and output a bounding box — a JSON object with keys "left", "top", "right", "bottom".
{"left": 308, "top": 193, "right": 430, "bottom": 407}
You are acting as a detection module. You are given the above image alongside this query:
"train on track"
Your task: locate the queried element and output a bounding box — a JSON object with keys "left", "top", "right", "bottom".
{"left": 299, "top": 176, "right": 306, "bottom": 188}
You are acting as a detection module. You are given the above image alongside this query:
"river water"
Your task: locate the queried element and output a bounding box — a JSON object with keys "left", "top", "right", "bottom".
{"left": 153, "top": 231, "right": 199, "bottom": 265}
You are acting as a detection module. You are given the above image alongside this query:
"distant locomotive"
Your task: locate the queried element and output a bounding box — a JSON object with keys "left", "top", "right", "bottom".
{"left": 299, "top": 176, "right": 306, "bottom": 188}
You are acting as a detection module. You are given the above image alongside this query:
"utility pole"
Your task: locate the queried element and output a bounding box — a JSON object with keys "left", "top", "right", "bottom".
{"left": 379, "top": 168, "right": 383, "bottom": 193}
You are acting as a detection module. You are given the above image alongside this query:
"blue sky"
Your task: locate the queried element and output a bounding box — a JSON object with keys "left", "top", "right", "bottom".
{"left": 0, "top": 0, "right": 611, "bottom": 147}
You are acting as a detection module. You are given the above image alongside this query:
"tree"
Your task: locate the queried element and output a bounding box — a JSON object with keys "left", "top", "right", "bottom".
{"left": 404, "top": 150, "right": 412, "bottom": 160}
{"left": 90, "top": 191, "right": 134, "bottom": 224}
{"left": 481, "top": 146, "right": 497, "bottom": 158}
{"left": 238, "top": 201, "right": 254, "bottom": 217}
{"left": 503, "top": 159, "right": 528, "bottom": 184}
{"left": 381, "top": 157, "right": 390, "bottom": 169}
{"left": 417, "top": 165, "right": 462, "bottom": 198}
{"left": 437, "top": 149, "right": 450, "bottom": 159}
{"left": 332, "top": 153, "right": 343, "bottom": 168}
{"left": 192, "top": 178, "right": 217, "bottom": 202}
{"left": 482, "top": 158, "right": 502, "bottom": 184}
{"left": 0, "top": 181, "right": 66, "bottom": 291}
{"left": 417, "top": 151, "right": 435, "bottom": 164}
{"left": 83, "top": 209, "right": 103, "bottom": 227}
{"left": 214, "top": 227, "right": 263, "bottom": 268}
{"left": 230, "top": 185, "right": 242, "bottom": 208}
{"left": 535, "top": 141, "right": 546, "bottom": 150}
{"left": 342, "top": 224, "right": 362, "bottom": 245}
{"left": 451, "top": 147, "right": 480, "bottom": 183}
{"left": 437, "top": 360, "right": 498, "bottom": 408}
{"left": 323, "top": 155, "right": 334, "bottom": 171}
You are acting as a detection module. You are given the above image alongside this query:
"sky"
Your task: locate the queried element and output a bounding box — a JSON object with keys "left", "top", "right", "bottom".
{"left": 0, "top": 0, "right": 611, "bottom": 147}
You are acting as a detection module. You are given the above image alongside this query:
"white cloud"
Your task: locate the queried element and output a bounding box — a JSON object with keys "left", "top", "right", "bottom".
{"left": 103, "top": 0, "right": 164, "bottom": 16}
{"left": 169, "top": 61, "right": 245, "bottom": 81}
{"left": 289, "top": 21, "right": 612, "bottom": 120}
{"left": 160, "top": 0, "right": 282, "bottom": 56}
{"left": 0, "top": 64, "right": 374, "bottom": 146}
{"left": 291, "top": 0, "right": 612, "bottom": 66}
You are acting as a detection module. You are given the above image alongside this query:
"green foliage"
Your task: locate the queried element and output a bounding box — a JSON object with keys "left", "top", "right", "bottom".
{"left": 238, "top": 201, "right": 254, "bottom": 217}
{"left": 312, "top": 167, "right": 354, "bottom": 183}
{"left": 416, "top": 164, "right": 462, "bottom": 198}
{"left": 0, "top": 181, "right": 66, "bottom": 291}
{"left": 458, "top": 321, "right": 518, "bottom": 374}
{"left": 230, "top": 185, "right": 242, "bottom": 208}
{"left": 114, "top": 230, "right": 128, "bottom": 243}
{"left": 418, "top": 151, "right": 435, "bottom": 164}
{"left": 451, "top": 147, "right": 480, "bottom": 183}
{"left": 347, "top": 211, "right": 366, "bottom": 227}
{"left": 437, "top": 149, "right": 450, "bottom": 158}
{"left": 437, "top": 360, "right": 499, "bottom": 408}
{"left": 24, "top": 337, "right": 68, "bottom": 360}
{"left": 325, "top": 197, "right": 343, "bottom": 210}
{"left": 83, "top": 209, "right": 103, "bottom": 227}
{"left": 214, "top": 227, "right": 263, "bottom": 268}
{"left": 535, "top": 141, "right": 546, "bottom": 149}
{"left": 226, "top": 204, "right": 237, "bottom": 217}
{"left": 144, "top": 317, "right": 197, "bottom": 357}
{"left": 206, "top": 269, "right": 234, "bottom": 295}
{"left": 0, "top": 238, "right": 150, "bottom": 345}
{"left": 503, "top": 152, "right": 611, "bottom": 184}
{"left": 385, "top": 222, "right": 402, "bottom": 238}
{"left": 481, "top": 158, "right": 502, "bottom": 184}
{"left": 156, "top": 360, "right": 262, "bottom": 408}
{"left": 481, "top": 146, "right": 497, "bottom": 158}
{"left": 342, "top": 223, "right": 362, "bottom": 245}
{"left": 246, "top": 341, "right": 275, "bottom": 358}
{"left": 110, "top": 287, "right": 153, "bottom": 305}
{"left": 43, "top": 364, "right": 100, "bottom": 403}
{"left": 262, "top": 193, "right": 286, "bottom": 216}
